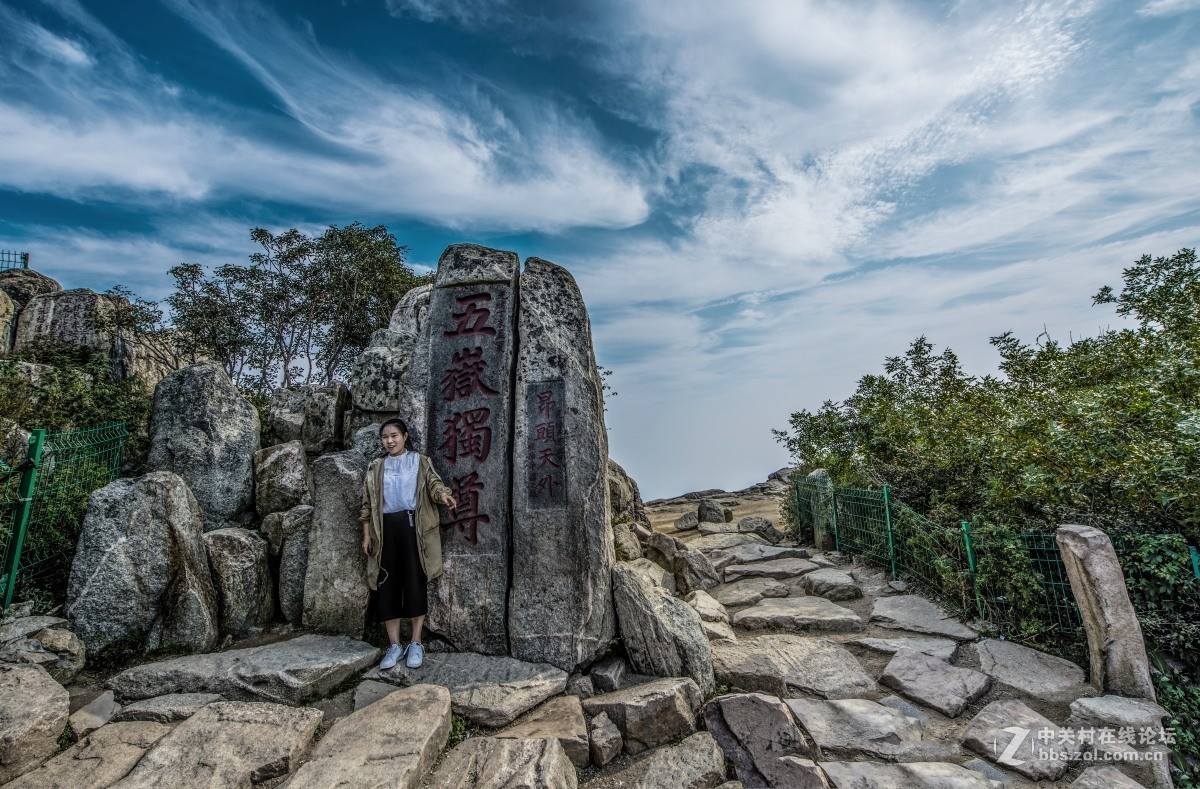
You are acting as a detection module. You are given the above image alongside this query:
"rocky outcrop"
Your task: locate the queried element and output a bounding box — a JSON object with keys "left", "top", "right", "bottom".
{"left": 581, "top": 677, "right": 703, "bottom": 755}
{"left": 146, "top": 362, "right": 260, "bottom": 530}
{"left": 261, "top": 504, "right": 313, "bottom": 625}
{"left": 284, "top": 684, "right": 451, "bottom": 788}
{"left": 0, "top": 664, "right": 69, "bottom": 784}
{"left": 1057, "top": 525, "right": 1156, "bottom": 700}
{"left": 303, "top": 451, "right": 369, "bottom": 638}
{"left": 643, "top": 531, "right": 721, "bottom": 595}
{"left": 203, "top": 528, "right": 274, "bottom": 638}
{"left": 0, "top": 268, "right": 61, "bottom": 315}
{"left": 267, "top": 384, "right": 349, "bottom": 455}
{"left": 612, "top": 519, "right": 643, "bottom": 561}
{"left": 66, "top": 472, "right": 219, "bottom": 657}
{"left": 253, "top": 441, "right": 312, "bottom": 517}
{"left": 428, "top": 737, "right": 579, "bottom": 788}
{"left": 111, "top": 701, "right": 323, "bottom": 788}
{"left": 737, "top": 516, "right": 785, "bottom": 544}
{"left": 702, "top": 692, "right": 813, "bottom": 787}
{"left": 611, "top": 560, "right": 715, "bottom": 695}
{"left": 0, "top": 618, "right": 86, "bottom": 684}
{"left": 609, "top": 458, "right": 651, "bottom": 528}
{"left": 0, "top": 288, "right": 13, "bottom": 352}
{"left": 800, "top": 568, "right": 862, "bottom": 601}
{"left": 107, "top": 634, "right": 378, "bottom": 704}
{"left": 509, "top": 259, "right": 614, "bottom": 673}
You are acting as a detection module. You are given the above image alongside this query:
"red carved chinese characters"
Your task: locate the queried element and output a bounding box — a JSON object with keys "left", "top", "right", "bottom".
{"left": 447, "top": 471, "right": 490, "bottom": 546}
{"left": 440, "top": 347, "right": 499, "bottom": 401}
{"left": 443, "top": 293, "right": 497, "bottom": 337}
{"left": 527, "top": 380, "right": 567, "bottom": 508}
{"left": 438, "top": 408, "right": 492, "bottom": 465}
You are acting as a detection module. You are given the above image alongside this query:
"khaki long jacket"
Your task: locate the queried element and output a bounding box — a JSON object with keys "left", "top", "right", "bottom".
{"left": 360, "top": 452, "right": 452, "bottom": 590}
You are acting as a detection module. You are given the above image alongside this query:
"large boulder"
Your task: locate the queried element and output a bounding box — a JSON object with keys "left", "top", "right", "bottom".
{"left": 146, "top": 362, "right": 260, "bottom": 530}
{"left": 702, "top": 692, "right": 814, "bottom": 787}
{"left": 253, "top": 441, "right": 312, "bottom": 517}
{"left": 879, "top": 649, "right": 991, "bottom": 718}
{"left": 284, "top": 684, "right": 451, "bottom": 788}
{"left": 0, "top": 268, "right": 61, "bottom": 314}
{"left": 711, "top": 636, "right": 876, "bottom": 700}
{"left": 0, "top": 664, "right": 70, "bottom": 784}
{"left": 611, "top": 560, "right": 715, "bottom": 695}
{"left": 581, "top": 677, "right": 703, "bottom": 755}
{"left": 261, "top": 504, "right": 314, "bottom": 625}
{"left": 495, "top": 695, "right": 590, "bottom": 768}
{"left": 303, "top": 452, "right": 370, "bottom": 638}
{"left": 428, "top": 737, "right": 578, "bottom": 789}
{"left": 203, "top": 528, "right": 274, "bottom": 639}
{"left": 66, "top": 472, "right": 219, "bottom": 657}
{"left": 633, "top": 731, "right": 726, "bottom": 789}
{"left": 266, "top": 384, "right": 349, "bottom": 455}
{"left": 2, "top": 720, "right": 170, "bottom": 789}
{"left": 643, "top": 531, "right": 721, "bottom": 595}
{"left": 509, "top": 259, "right": 615, "bottom": 672}
{"left": 1057, "top": 525, "right": 1156, "bottom": 700}
{"left": 608, "top": 458, "right": 651, "bottom": 528}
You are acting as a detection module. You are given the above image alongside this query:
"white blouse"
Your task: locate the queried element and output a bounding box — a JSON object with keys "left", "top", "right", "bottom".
{"left": 382, "top": 452, "right": 419, "bottom": 513}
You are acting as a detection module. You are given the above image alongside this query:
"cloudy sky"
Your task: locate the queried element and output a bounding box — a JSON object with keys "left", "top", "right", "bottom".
{"left": 2, "top": 0, "right": 1198, "bottom": 499}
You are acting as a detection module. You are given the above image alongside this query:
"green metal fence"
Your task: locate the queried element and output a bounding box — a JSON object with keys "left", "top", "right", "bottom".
{"left": 792, "top": 476, "right": 1198, "bottom": 637}
{"left": 0, "top": 250, "right": 29, "bottom": 271}
{"left": 0, "top": 422, "right": 127, "bottom": 611}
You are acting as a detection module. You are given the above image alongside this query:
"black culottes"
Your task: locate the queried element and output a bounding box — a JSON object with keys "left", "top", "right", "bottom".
{"left": 375, "top": 510, "right": 428, "bottom": 621}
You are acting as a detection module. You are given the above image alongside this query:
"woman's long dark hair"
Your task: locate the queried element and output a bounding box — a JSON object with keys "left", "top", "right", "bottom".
{"left": 379, "top": 418, "right": 415, "bottom": 451}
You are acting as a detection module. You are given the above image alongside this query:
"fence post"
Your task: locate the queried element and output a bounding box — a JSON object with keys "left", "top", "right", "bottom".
{"left": 961, "top": 521, "right": 985, "bottom": 620}
{"left": 830, "top": 489, "right": 841, "bottom": 552}
{"left": 1, "top": 429, "right": 45, "bottom": 612}
{"left": 1191, "top": 545, "right": 1200, "bottom": 581}
{"left": 882, "top": 484, "right": 897, "bottom": 581}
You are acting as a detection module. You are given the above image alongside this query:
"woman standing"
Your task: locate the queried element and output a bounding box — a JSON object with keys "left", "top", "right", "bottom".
{"left": 360, "top": 418, "right": 456, "bottom": 670}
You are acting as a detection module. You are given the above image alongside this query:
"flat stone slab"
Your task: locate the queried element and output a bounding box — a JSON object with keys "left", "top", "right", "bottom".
{"left": 70, "top": 690, "right": 119, "bottom": 738}
{"left": 820, "top": 761, "right": 999, "bottom": 788}
{"left": 962, "top": 699, "right": 1073, "bottom": 782}
{"left": 869, "top": 596, "right": 979, "bottom": 641}
{"left": 0, "top": 663, "right": 70, "bottom": 784}
{"left": 581, "top": 677, "right": 702, "bottom": 754}
{"left": 0, "top": 616, "right": 68, "bottom": 645}
{"left": 702, "top": 619, "right": 737, "bottom": 643}
{"left": 880, "top": 649, "right": 991, "bottom": 718}
{"left": 689, "top": 534, "right": 769, "bottom": 554}
{"left": 112, "top": 701, "right": 323, "bottom": 788}
{"left": 800, "top": 568, "right": 862, "bottom": 601}
{"left": 352, "top": 680, "right": 399, "bottom": 711}
{"left": 283, "top": 684, "right": 451, "bottom": 788}
{"left": 708, "top": 544, "right": 810, "bottom": 572}
{"left": 3, "top": 721, "right": 171, "bottom": 789}
{"left": 697, "top": 521, "right": 740, "bottom": 535}
{"left": 785, "top": 698, "right": 943, "bottom": 761}
{"left": 427, "top": 737, "right": 577, "bottom": 788}
{"left": 724, "top": 557, "right": 818, "bottom": 582}
{"left": 731, "top": 596, "right": 863, "bottom": 633}
{"left": 633, "top": 731, "right": 726, "bottom": 789}
{"left": 495, "top": 695, "right": 589, "bottom": 768}
{"left": 1066, "top": 694, "right": 1169, "bottom": 730}
{"left": 850, "top": 636, "right": 958, "bottom": 661}
{"left": 371, "top": 651, "right": 568, "bottom": 728}
{"left": 712, "top": 636, "right": 875, "bottom": 700}
{"left": 107, "top": 634, "right": 379, "bottom": 705}
{"left": 701, "top": 692, "right": 814, "bottom": 787}
{"left": 713, "top": 578, "right": 789, "bottom": 608}
{"left": 973, "top": 638, "right": 1094, "bottom": 704}
{"left": 1071, "top": 764, "right": 1148, "bottom": 789}
{"left": 113, "top": 693, "right": 224, "bottom": 723}
{"left": 685, "top": 590, "right": 729, "bottom": 623}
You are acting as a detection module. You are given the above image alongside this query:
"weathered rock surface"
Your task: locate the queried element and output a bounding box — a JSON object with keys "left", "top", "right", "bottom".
{"left": 628, "top": 556, "right": 676, "bottom": 592}
{"left": 698, "top": 499, "right": 725, "bottom": 523}
{"left": 731, "top": 596, "right": 864, "bottom": 632}
{"left": 634, "top": 731, "right": 726, "bottom": 789}
{"left": 698, "top": 521, "right": 740, "bottom": 535}
{"left": 879, "top": 648, "right": 991, "bottom": 718}
{"left": 428, "top": 736, "right": 578, "bottom": 789}
{"left": 973, "top": 637, "right": 1093, "bottom": 705}
{"left": 785, "top": 698, "right": 936, "bottom": 761}
{"left": 609, "top": 458, "right": 651, "bottom": 529}
{"left": 613, "top": 519, "right": 643, "bottom": 561}
{"left": 284, "top": 684, "right": 451, "bottom": 788}
{"left": 590, "top": 655, "right": 629, "bottom": 692}
{"left": 702, "top": 692, "right": 813, "bottom": 787}
{"left": 712, "top": 636, "right": 876, "bottom": 700}
{"left": 424, "top": 245, "right": 518, "bottom": 657}
{"left": 737, "top": 516, "right": 785, "bottom": 544}
{"left": 675, "top": 511, "right": 700, "bottom": 530}
{"left": 581, "top": 677, "right": 702, "bottom": 754}
{"left": 644, "top": 531, "right": 721, "bottom": 594}
{"left": 203, "top": 527, "right": 274, "bottom": 638}
{"left": 961, "top": 699, "right": 1072, "bottom": 781}
{"left": 820, "top": 761, "right": 997, "bottom": 789}
{"left": 303, "top": 451, "right": 369, "bottom": 638}
{"left": 701, "top": 618, "right": 738, "bottom": 643}
{"left": 107, "top": 633, "right": 379, "bottom": 705}
{"left": 1066, "top": 694, "right": 1169, "bottom": 730}
{"left": 66, "top": 471, "right": 219, "bottom": 657}
{"left": 0, "top": 288, "right": 13, "bottom": 351}
{"left": 0, "top": 267, "right": 61, "bottom": 315}
{"left": 869, "top": 595, "right": 979, "bottom": 641}
{"left": 686, "top": 590, "right": 729, "bottom": 623}
{"left": 261, "top": 504, "right": 313, "bottom": 625}
{"left": 2, "top": 721, "right": 171, "bottom": 789}
{"left": 510, "top": 259, "right": 614, "bottom": 672}
{"left": 590, "top": 711, "right": 622, "bottom": 767}
{"left": 495, "top": 695, "right": 589, "bottom": 768}
{"left": 0, "top": 622, "right": 85, "bottom": 684}
{"left": 611, "top": 560, "right": 715, "bottom": 695}
{"left": 253, "top": 441, "right": 312, "bottom": 517}
{"left": 112, "top": 693, "right": 223, "bottom": 723}
{"left": 689, "top": 533, "right": 768, "bottom": 553}
{"left": 110, "top": 701, "right": 322, "bottom": 788}
{"left": 267, "top": 384, "right": 349, "bottom": 455}
{"left": 1057, "top": 525, "right": 1156, "bottom": 700}
{"left": 0, "top": 664, "right": 69, "bottom": 784}
{"left": 352, "top": 679, "right": 398, "bottom": 710}
{"left": 800, "top": 568, "right": 862, "bottom": 601}
{"left": 145, "top": 361, "right": 259, "bottom": 529}
{"left": 708, "top": 544, "right": 808, "bottom": 572}
{"left": 1071, "top": 765, "right": 1150, "bottom": 789}
{"left": 372, "top": 651, "right": 568, "bottom": 727}
{"left": 70, "top": 689, "right": 119, "bottom": 738}
{"left": 724, "top": 557, "right": 818, "bottom": 582}
{"left": 713, "top": 578, "right": 790, "bottom": 608}
{"left": 850, "top": 636, "right": 958, "bottom": 661}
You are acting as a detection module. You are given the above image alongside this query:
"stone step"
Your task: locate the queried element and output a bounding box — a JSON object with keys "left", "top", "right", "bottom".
{"left": 712, "top": 635, "right": 876, "bottom": 700}
{"left": 731, "top": 596, "right": 864, "bottom": 633}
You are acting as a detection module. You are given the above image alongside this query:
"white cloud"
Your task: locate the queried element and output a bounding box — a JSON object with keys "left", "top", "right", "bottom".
{"left": 1137, "top": 0, "right": 1200, "bottom": 16}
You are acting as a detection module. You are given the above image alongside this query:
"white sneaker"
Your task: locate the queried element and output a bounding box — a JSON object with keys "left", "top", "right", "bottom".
{"left": 379, "top": 643, "right": 405, "bottom": 670}
{"left": 405, "top": 641, "right": 424, "bottom": 669}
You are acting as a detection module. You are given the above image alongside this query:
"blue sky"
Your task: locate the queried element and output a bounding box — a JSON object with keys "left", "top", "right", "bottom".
{"left": 2, "top": 0, "right": 1199, "bottom": 499}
